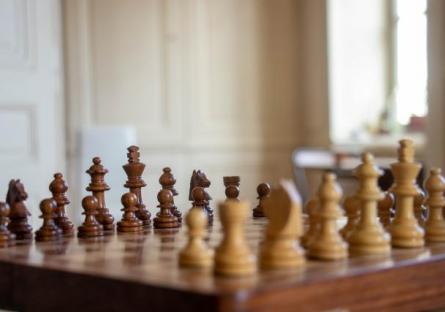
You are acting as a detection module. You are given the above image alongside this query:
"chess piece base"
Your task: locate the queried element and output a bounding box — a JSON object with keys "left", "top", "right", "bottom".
{"left": 8, "top": 220, "right": 33, "bottom": 240}
{"left": 55, "top": 217, "right": 75, "bottom": 237}
{"left": 117, "top": 220, "right": 144, "bottom": 233}
{"left": 78, "top": 225, "right": 104, "bottom": 238}
{"left": 425, "top": 222, "right": 445, "bottom": 242}
{"left": 389, "top": 221, "right": 424, "bottom": 248}
{"left": 179, "top": 249, "right": 213, "bottom": 269}
{"left": 348, "top": 227, "right": 391, "bottom": 256}
{"left": 153, "top": 216, "right": 179, "bottom": 229}
{"left": 308, "top": 240, "right": 348, "bottom": 260}
{"left": 0, "top": 232, "right": 15, "bottom": 247}
{"left": 253, "top": 208, "right": 265, "bottom": 218}
{"left": 214, "top": 252, "right": 256, "bottom": 276}
{"left": 35, "top": 228, "right": 62, "bottom": 242}
{"left": 260, "top": 241, "right": 305, "bottom": 270}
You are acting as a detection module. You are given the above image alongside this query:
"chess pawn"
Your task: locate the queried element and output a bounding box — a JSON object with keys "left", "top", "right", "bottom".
{"left": 191, "top": 187, "right": 212, "bottom": 225}
{"left": 378, "top": 192, "right": 394, "bottom": 229}
{"left": 86, "top": 157, "right": 115, "bottom": 233}
{"left": 414, "top": 190, "right": 426, "bottom": 228}
{"left": 6, "top": 179, "right": 33, "bottom": 240}
{"left": 214, "top": 200, "right": 256, "bottom": 276}
{"left": 259, "top": 181, "right": 305, "bottom": 270}
{"left": 0, "top": 202, "right": 15, "bottom": 247}
{"left": 49, "top": 173, "right": 74, "bottom": 236}
{"left": 301, "top": 197, "right": 319, "bottom": 248}
{"left": 154, "top": 189, "right": 179, "bottom": 229}
{"left": 339, "top": 195, "right": 360, "bottom": 240}
{"left": 253, "top": 183, "right": 270, "bottom": 218}
{"left": 117, "top": 192, "right": 144, "bottom": 233}
{"left": 159, "top": 167, "right": 182, "bottom": 223}
{"left": 347, "top": 153, "right": 391, "bottom": 256}
{"left": 424, "top": 168, "right": 445, "bottom": 242}
{"left": 78, "top": 195, "right": 104, "bottom": 238}
{"left": 223, "top": 176, "right": 240, "bottom": 201}
{"left": 388, "top": 139, "right": 424, "bottom": 248}
{"left": 123, "top": 145, "right": 151, "bottom": 227}
{"left": 179, "top": 207, "right": 213, "bottom": 268}
{"left": 307, "top": 173, "right": 348, "bottom": 260}
{"left": 35, "top": 198, "right": 63, "bottom": 242}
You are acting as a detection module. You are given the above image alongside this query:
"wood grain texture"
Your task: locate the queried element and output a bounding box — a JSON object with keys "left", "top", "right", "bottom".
{"left": 0, "top": 218, "right": 445, "bottom": 311}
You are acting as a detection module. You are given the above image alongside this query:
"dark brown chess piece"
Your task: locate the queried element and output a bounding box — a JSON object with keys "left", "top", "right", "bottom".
{"left": 414, "top": 189, "right": 427, "bottom": 228}
{"left": 35, "top": 198, "right": 63, "bottom": 242}
{"left": 6, "top": 179, "right": 33, "bottom": 240}
{"left": 223, "top": 176, "right": 240, "bottom": 201}
{"left": 189, "top": 170, "right": 213, "bottom": 223}
{"left": 49, "top": 173, "right": 74, "bottom": 236}
{"left": 253, "top": 183, "right": 271, "bottom": 218}
{"left": 117, "top": 192, "right": 144, "bottom": 233}
{"left": 123, "top": 146, "right": 151, "bottom": 228}
{"left": 159, "top": 167, "right": 182, "bottom": 223}
{"left": 78, "top": 195, "right": 104, "bottom": 238}
{"left": 378, "top": 191, "right": 394, "bottom": 229}
{"left": 86, "top": 157, "right": 115, "bottom": 233}
{"left": 191, "top": 186, "right": 213, "bottom": 225}
{"left": 0, "top": 202, "right": 15, "bottom": 247}
{"left": 154, "top": 189, "right": 179, "bottom": 229}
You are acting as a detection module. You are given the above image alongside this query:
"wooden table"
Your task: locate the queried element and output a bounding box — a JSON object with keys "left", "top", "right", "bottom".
{"left": 0, "top": 218, "right": 445, "bottom": 311}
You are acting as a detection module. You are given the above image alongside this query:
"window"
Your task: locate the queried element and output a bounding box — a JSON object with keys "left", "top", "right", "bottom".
{"left": 327, "top": 0, "right": 427, "bottom": 145}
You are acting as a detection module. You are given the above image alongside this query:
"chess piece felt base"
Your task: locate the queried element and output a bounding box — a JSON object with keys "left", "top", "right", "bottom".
{"left": 348, "top": 227, "right": 391, "bottom": 256}
{"left": 260, "top": 240, "right": 305, "bottom": 270}
{"left": 0, "top": 232, "right": 16, "bottom": 248}
{"left": 117, "top": 220, "right": 144, "bottom": 233}
{"left": 78, "top": 224, "right": 104, "bottom": 238}
{"left": 8, "top": 220, "right": 33, "bottom": 240}
{"left": 55, "top": 217, "right": 75, "bottom": 237}
{"left": 35, "top": 227, "right": 63, "bottom": 242}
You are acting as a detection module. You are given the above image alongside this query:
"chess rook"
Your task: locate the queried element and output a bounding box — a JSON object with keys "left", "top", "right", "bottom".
{"left": 159, "top": 167, "right": 182, "bottom": 223}
{"left": 0, "top": 202, "right": 15, "bottom": 247}
{"left": 35, "top": 198, "right": 63, "bottom": 242}
{"left": 253, "top": 183, "right": 270, "bottom": 218}
{"left": 424, "top": 168, "right": 445, "bottom": 242}
{"left": 259, "top": 181, "right": 305, "bottom": 270}
{"left": 214, "top": 200, "right": 256, "bottom": 276}
{"left": 154, "top": 189, "right": 179, "bottom": 229}
{"left": 223, "top": 176, "right": 240, "bottom": 201}
{"left": 49, "top": 173, "right": 74, "bottom": 236}
{"left": 78, "top": 195, "right": 104, "bottom": 238}
{"left": 307, "top": 173, "right": 348, "bottom": 260}
{"left": 117, "top": 192, "right": 144, "bottom": 233}
{"left": 388, "top": 139, "right": 425, "bottom": 248}
{"left": 123, "top": 146, "right": 151, "bottom": 227}
{"left": 179, "top": 207, "right": 213, "bottom": 268}
{"left": 347, "top": 153, "right": 390, "bottom": 256}
{"left": 6, "top": 179, "right": 32, "bottom": 240}
{"left": 86, "top": 157, "right": 115, "bottom": 233}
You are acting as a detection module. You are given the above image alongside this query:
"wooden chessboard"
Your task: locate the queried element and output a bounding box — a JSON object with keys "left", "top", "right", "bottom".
{"left": 0, "top": 217, "right": 445, "bottom": 311}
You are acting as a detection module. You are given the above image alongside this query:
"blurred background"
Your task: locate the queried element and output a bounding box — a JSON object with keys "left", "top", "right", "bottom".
{"left": 0, "top": 0, "right": 443, "bottom": 226}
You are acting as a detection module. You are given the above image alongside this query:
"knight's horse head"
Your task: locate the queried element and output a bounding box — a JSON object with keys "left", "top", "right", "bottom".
{"left": 6, "top": 179, "right": 28, "bottom": 206}
{"left": 189, "top": 170, "right": 211, "bottom": 200}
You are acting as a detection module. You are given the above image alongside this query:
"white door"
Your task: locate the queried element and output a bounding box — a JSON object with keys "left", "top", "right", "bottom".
{"left": 0, "top": 0, "right": 64, "bottom": 226}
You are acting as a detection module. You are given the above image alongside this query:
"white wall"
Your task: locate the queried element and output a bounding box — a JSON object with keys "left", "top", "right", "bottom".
{"left": 64, "top": 0, "right": 302, "bottom": 222}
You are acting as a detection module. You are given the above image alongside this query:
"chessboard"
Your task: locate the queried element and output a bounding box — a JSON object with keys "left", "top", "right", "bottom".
{"left": 0, "top": 217, "right": 445, "bottom": 311}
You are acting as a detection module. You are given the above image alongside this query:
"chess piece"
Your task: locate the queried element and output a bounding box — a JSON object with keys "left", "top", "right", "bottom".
{"left": 123, "top": 146, "right": 151, "bottom": 227}
{"left": 259, "top": 180, "right": 305, "bottom": 270}
{"left": 179, "top": 207, "right": 213, "bottom": 268}
{"left": 214, "top": 200, "right": 256, "bottom": 276}
{"left": 301, "top": 197, "right": 319, "bottom": 248}
{"left": 86, "top": 157, "right": 115, "bottom": 233}
{"left": 424, "top": 168, "right": 445, "bottom": 242}
{"left": 35, "top": 198, "right": 63, "bottom": 242}
{"left": 189, "top": 170, "right": 213, "bottom": 224}
{"left": 0, "top": 202, "right": 15, "bottom": 247}
{"left": 223, "top": 176, "right": 240, "bottom": 201}
{"left": 49, "top": 173, "right": 74, "bottom": 236}
{"left": 347, "top": 153, "right": 391, "bottom": 256}
{"left": 307, "top": 173, "right": 348, "bottom": 260}
{"left": 117, "top": 192, "right": 144, "bottom": 233}
{"left": 159, "top": 167, "right": 182, "bottom": 223}
{"left": 378, "top": 192, "right": 394, "bottom": 229}
{"left": 388, "top": 139, "right": 425, "bottom": 248}
{"left": 253, "top": 183, "right": 270, "bottom": 218}
{"left": 339, "top": 195, "right": 360, "bottom": 240}
{"left": 154, "top": 189, "right": 179, "bottom": 229}
{"left": 414, "top": 189, "right": 426, "bottom": 228}
{"left": 6, "top": 179, "right": 33, "bottom": 240}
{"left": 78, "top": 195, "right": 104, "bottom": 238}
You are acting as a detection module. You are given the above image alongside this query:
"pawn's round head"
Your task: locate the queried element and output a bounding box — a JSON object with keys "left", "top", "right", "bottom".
{"left": 92, "top": 157, "right": 101, "bottom": 165}
{"left": 186, "top": 207, "right": 207, "bottom": 229}
{"left": 361, "top": 152, "right": 374, "bottom": 163}
{"left": 191, "top": 186, "right": 206, "bottom": 202}
{"left": 121, "top": 192, "right": 138, "bottom": 207}
{"left": 82, "top": 195, "right": 99, "bottom": 211}
{"left": 40, "top": 198, "right": 56, "bottom": 214}
{"left": 157, "top": 189, "right": 173, "bottom": 204}
{"left": 257, "top": 183, "right": 271, "bottom": 197}
{"left": 0, "top": 202, "right": 9, "bottom": 217}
